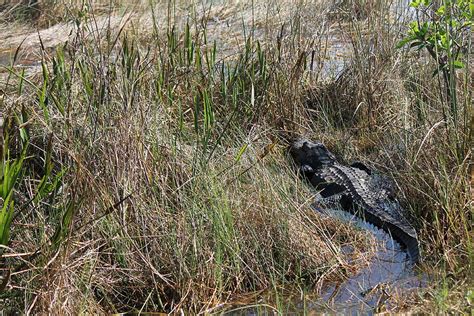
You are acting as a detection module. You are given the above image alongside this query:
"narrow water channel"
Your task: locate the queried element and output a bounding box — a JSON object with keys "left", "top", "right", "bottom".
{"left": 311, "top": 205, "right": 425, "bottom": 314}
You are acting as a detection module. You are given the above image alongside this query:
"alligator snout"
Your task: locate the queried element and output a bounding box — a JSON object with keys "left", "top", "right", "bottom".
{"left": 290, "top": 139, "right": 336, "bottom": 170}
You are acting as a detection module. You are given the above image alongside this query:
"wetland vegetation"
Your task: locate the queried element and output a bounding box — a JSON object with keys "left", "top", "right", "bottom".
{"left": 0, "top": 0, "right": 472, "bottom": 314}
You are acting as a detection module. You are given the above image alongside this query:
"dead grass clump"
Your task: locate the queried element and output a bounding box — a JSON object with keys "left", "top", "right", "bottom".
{"left": 0, "top": 0, "right": 40, "bottom": 23}
{"left": 328, "top": 0, "right": 385, "bottom": 21}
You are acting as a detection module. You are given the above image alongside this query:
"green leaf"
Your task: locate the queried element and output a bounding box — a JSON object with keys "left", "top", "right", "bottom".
{"left": 437, "top": 5, "right": 445, "bottom": 15}
{"left": 409, "top": 40, "right": 424, "bottom": 49}
{"left": 409, "top": 21, "right": 420, "bottom": 33}
{"left": 396, "top": 37, "right": 414, "bottom": 48}
{"left": 410, "top": 0, "right": 421, "bottom": 8}
{"left": 0, "top": 193, "right": 14, "bottom": 246}
{"left": 420, "top": 22, "right": 430, "bottom": 35}
{"left": 0, "top": 148, "right": 26, "bottom": 200}
{"left": 439, "top": 34, "right": 449, "bottom": 49}
{"left": 235, "top": 143, "right": 248, "bottom": 162}
{"left": 453, "top": 60, "right": 465, "bottom": 68}
{"left": 51, "top": 199, "right": 79, "bottom": 250}
{"left": 19, "top": 106, "right": 29, "bottom": 144}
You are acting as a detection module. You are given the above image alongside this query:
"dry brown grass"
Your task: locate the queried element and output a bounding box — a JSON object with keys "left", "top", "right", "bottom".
{"left": 0, "top": 0, "right": 472, "bottom": 314}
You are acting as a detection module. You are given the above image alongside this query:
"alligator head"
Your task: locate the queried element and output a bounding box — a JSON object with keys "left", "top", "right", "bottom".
{"left": 290, "top": 139, "right": 337, "bottom": 172}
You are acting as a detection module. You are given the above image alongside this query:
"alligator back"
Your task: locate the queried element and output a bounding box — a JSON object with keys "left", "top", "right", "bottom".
{"left": 290, "top": 139, "right": 420, "bottom": 263}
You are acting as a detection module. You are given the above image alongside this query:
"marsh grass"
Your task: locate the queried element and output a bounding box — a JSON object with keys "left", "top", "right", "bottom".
{"left": 0, "top": 0, "right": 472, "bottom": 313}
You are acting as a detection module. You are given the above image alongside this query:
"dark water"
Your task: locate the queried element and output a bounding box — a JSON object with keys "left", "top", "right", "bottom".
{"left": 308, "top": 206, "right": 425, "bottom": 314}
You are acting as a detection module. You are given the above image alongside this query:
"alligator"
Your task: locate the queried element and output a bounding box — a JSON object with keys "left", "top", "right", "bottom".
{"left": 290, "top": 139, "right": 420, "bottom": 263}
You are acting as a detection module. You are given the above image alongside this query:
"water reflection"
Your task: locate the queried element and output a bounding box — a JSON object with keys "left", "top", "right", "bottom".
{"left": 308, "top": 206, "right": 425, "bottom": 314}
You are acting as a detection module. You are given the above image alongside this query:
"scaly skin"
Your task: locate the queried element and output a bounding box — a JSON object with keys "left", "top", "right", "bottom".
{"left": 290, "top": 139, "right": 420, "bottom": 263}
